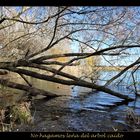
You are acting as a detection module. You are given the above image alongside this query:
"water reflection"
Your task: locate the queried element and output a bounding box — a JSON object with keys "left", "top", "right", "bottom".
{"left": 1, "top": 70, "right": 140, "bottom": 119}
{"left": 28, "top": 76, "right": 72, "bottom": 96}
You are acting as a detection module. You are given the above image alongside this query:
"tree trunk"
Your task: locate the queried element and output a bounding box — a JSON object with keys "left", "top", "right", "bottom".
{"left": 3, "top": 67, "right": 134, "bottom": 101}
{"left": 0, "top": 78, "right": 58, "bottom": 98}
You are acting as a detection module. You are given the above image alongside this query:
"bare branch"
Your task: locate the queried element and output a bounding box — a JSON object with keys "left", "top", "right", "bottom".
{"left": 18, "top": 73, "right": 32, "bottom": 87}
{"left": 131, "top": 65, "right": 140, "bottom": 96}
{"left": 0, "top": 7, "right": 68, "bottom": 25}
{"left": 0, "top": 78, "right": 58, "bottom": 97}
{"left": 48, "top": 45, "right": 140, "bottom": 77}
{"left": 31, "top": 44, "right": 140, "bottom": 62}
{"left": 40, "top": 61, "right": 79, "bottom": 66}
{"left": 105, "top": 57, "right": 140, "bottom": 86}
{"left": 1, "top": 66, "right": 133, "bottom": 101}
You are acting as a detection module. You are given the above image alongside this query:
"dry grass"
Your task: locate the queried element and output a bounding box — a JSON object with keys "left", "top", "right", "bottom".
{"left": 126, "top": 108, "right": 140, "bottom": 129}
{"left": 0, "top": 101, "right": 33, "bottom": 132}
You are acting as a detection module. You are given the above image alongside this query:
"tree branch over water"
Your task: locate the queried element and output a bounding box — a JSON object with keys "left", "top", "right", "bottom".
{"left": 0, "top": 61, "right": 134, "bottom": 101}
{"left": 105, "top": 57, "right": 140, "bottom": 86}
{"left": 1, "top": 7, "right": 140, "bottom": 103}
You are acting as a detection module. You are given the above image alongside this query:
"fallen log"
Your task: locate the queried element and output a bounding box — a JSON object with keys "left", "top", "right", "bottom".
{"left": 0, "top": 60, "right": 134, "bottom": 101}
{"left": 0, "top": 78, "right": 58, "bottom": 98}
{"left": 3, "top": 67, "right": 134, "bottom": 102}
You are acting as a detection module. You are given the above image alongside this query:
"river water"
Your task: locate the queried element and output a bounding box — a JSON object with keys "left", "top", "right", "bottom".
{"left": 0, "top": 70, "right": 140, "bottom": 131}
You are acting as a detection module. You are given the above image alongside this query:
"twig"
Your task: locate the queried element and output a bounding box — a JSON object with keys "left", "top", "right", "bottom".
{"left": 19, "top": 73, "right": 32, "bottom": 87}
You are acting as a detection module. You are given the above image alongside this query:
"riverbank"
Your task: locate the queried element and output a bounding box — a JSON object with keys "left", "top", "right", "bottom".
{"left": 12, "top": 96, "right": 138, "bottom": 132}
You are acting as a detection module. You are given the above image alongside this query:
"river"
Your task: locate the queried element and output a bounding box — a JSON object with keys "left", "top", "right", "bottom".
{"left": 0, "top": 70, "right": 140, "bottom": 132}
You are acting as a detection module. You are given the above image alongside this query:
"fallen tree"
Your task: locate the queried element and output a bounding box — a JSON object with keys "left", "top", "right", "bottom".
{"left": 0, "top": 57, "right": 135, "bottom": 101}
{"left": 1, "top": 7, "right": 140, "bottom": 103}
{"left": 0, "top": 78, "right": 58, "bottom": 98}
